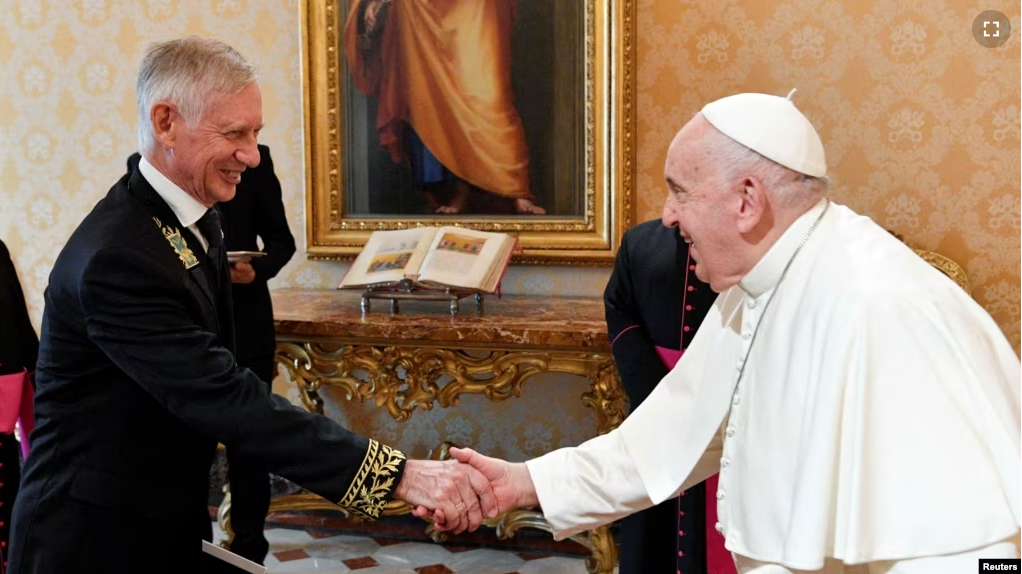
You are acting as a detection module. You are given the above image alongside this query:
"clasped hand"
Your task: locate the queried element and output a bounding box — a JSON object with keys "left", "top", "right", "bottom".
{"left": 394, "top": 448, "right": 538, "bottom": 533}
{"left": 229, "top": 261, "right": 256, "bottom": 284}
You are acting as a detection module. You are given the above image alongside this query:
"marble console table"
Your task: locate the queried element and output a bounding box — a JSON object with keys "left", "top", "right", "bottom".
{"left": 218, "top": 288, "right": 625, "bottom": 574}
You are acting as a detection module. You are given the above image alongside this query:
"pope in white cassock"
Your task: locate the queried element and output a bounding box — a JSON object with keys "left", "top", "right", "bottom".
{"left": 440, "top": 91, "right": 1021, "bottom": 573}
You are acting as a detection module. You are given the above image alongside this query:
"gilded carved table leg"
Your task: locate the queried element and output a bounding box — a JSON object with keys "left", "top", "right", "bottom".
{"left": 582, "top": 524, "right": 618, "bottom": 574}
{"left": 275, "top": 342, "right": 326, "bottom": 414}
{"left": 581, "top": 356, "right": 627, "bottom": 435}
{"left": 218, "top": 484, "right": 235, "bottom": 549}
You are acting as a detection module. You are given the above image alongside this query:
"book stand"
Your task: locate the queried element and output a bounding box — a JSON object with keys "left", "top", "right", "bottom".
{"left": 359, "top": 279, "right": 486, "bottom": 316}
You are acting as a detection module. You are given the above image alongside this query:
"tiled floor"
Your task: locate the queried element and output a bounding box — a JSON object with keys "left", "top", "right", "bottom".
{"left": 211, "top": 522, "right": 606, "bottom": 574}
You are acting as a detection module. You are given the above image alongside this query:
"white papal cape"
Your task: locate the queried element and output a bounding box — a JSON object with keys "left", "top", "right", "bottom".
{"left": 527, "top": 199, "right": 1021, "bottom": 569}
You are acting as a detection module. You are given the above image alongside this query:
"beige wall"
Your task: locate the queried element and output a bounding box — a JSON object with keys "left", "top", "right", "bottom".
{"left": 0, "top": 1, "right": 1018, "bottom": 458}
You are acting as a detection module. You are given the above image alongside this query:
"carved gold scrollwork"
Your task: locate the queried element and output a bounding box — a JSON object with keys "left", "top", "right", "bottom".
{"left": 217, "top": 486, "right": 234, "bottom": 549}
{"left": 888, "top": 236, "right": 972, "bottom": 295}
{"left": 915, "top": 249, "right": 972, "bottom": 294}
{"left": 580, "top": 523, "right": 618, "bottom": 574}
{"left": 275, "top": 342, "right": 324, "bottom": 413}
{"left": 275, "top": 342, "right": 624, "bottom": 428}
{"left": 581, "top": 356, "right": 627, "bottom": 435}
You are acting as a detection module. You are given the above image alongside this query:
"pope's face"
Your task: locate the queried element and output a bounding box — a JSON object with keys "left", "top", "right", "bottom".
{"left": 661, "top": 117, "right": 745, "bottom": 292}
{"left": 166, "top": 82, "right": 263, "bottom": 207}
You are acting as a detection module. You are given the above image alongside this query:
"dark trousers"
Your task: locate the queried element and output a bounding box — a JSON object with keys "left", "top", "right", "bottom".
{"left": 618, "top": 480, "right": 707, "bottom": 574}
{"left": 225, "top": 355, "right": 275, "bottom": 565}
{"left": 1, "top": 434, "right": 21, "bottom": 573}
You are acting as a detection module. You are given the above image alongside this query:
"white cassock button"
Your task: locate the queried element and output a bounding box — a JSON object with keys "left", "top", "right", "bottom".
{"left": 747, "top": 299, "right": 757, "bottom": 309}
{"left": 732, "top": 394, "right": 741, "bottom": 406}
{"left": 741, "top": 331, "right": 752, "bottom": 340}
{"left": 735, "top": 362, "right": 743, "bottom": 372}
{"left": 726, "top": 425, "right": 735, "bottom": 437}
{"left": 716, "top": 489, "right": 726, "bottom": 500}
{"left": 715, "top": 522, "right": 724, "bottom": 533}
{"left": 720, "top": 456, "right": 730, "bottom": 468}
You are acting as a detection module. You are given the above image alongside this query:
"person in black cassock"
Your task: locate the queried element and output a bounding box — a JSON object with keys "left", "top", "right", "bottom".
{"left": 0, "top": 240, "right": 39, "bottom": 574}
{"left": 604, "top": 219, "right": 734, "bottom": 574}
{"left": 9, "top": 36, "right": 497, "bottom": 574}
{"left": 128, "top": 143, "right": 294, "bottom": 564}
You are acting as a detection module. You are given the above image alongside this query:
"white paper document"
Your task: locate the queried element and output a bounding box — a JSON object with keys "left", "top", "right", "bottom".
{"left": 201, "top": 540, "right": 268, "bottom": 573}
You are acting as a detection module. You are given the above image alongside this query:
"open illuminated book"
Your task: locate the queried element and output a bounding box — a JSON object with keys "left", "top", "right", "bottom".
{"left": 338, "top": 227, "right": 516, "bottom": 294}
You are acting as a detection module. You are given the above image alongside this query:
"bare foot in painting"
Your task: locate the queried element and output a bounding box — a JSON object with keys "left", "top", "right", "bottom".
{"left": 433, "top": 180, "right": 472, "bottom": 214}
{"left": 515, "top": 198, "right": 546, "bottom": 215}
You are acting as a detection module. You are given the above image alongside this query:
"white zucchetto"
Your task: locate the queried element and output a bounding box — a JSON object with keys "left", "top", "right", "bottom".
{"left": 701, "top": 90, "right": 828, "bottom": 177}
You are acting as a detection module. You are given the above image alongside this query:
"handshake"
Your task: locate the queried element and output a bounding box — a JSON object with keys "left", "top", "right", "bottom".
{"left": 392, "top": 447, "right": 540, "bottom": 533}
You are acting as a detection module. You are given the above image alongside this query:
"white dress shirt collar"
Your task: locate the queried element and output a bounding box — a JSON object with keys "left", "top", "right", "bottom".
{"left": 138, "top": 156, "right": 208, "bottom": 229}
{"left": 739, "top": 197, "right": 829, "bottom": 299}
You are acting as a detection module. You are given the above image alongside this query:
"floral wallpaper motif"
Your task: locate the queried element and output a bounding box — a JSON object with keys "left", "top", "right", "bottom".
{"left": 0, "top": 0, "right": 1018, "bottom": 457}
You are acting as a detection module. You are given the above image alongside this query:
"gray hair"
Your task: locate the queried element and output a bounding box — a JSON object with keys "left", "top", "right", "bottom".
{"left": 136, "top": 36, "right": 258, "bottom": 155}
{"left": 697, "top": 113, "right": 828, "bottom": 209}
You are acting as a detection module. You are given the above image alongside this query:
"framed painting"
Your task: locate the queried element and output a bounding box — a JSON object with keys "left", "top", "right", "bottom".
{"left": 302, "top": 0, "right": 635, "bottom": 264}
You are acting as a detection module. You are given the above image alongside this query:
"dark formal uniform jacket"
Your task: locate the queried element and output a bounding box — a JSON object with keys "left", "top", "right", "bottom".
{"left": 8, "top": 168, "right": 405, "bottom": 574}
{"left": 126, "top": 147, "right": 295, "bottom": 564}
{"left": 604, "top": 220, "right": 716, "bottom": 574}
{"left": 127, "top": 145, "right": 295, "bottom": 379}
{"left": 0, "top": 240, "right": 39, "bottom": 573}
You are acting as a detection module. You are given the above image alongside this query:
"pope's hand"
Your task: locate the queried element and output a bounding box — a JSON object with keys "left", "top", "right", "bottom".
{"left": 394, "top": 459, "right": 497, "bottom": 534}
{"left": 427, "top": 447, "right": 538, "bottom": 532}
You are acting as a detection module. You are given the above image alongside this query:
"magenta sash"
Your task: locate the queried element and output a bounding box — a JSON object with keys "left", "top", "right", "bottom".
{"left": 0, "top": 368, "right": 27, "bottom": 433}
{"left": 654, "top": 345, "right": 683, "bottom": 369}
{"left": 0, "top": 368, "right": 35, "bottom": 458}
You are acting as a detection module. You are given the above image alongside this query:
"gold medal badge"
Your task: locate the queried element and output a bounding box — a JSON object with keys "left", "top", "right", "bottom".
{"left": 153, "top": 216, "right": 199, "bottom": 269}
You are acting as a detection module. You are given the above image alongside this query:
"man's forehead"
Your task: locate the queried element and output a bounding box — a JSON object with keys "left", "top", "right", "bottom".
{"left": 664, "top": 117, "right": 715, "bottom": 179}
{"left": 665, "top": 136, "right": 702, "bottom": 180}
{"left": 206, "top": 86, "right": 262, "bottom": 124}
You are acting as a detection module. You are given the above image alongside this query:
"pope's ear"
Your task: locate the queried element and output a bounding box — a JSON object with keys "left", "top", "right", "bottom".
{"left": 736, "top": 176, "right": 768, "bottom": 233}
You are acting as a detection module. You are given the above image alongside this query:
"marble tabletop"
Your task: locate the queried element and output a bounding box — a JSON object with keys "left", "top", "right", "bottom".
{"left": 270, "top": 288, "right": 611, "bottom": 351}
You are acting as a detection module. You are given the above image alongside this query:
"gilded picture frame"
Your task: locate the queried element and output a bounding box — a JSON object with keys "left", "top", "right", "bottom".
{"left": 301, "top": 0, "right": 635, "bottom": 264}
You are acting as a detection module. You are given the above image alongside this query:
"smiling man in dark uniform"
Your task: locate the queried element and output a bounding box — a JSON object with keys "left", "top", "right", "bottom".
{"left": 128, "top": 142, "right": 295, "bottom": 564}
{"left": 9, "top": 36, "right": 496, "bottom": 574}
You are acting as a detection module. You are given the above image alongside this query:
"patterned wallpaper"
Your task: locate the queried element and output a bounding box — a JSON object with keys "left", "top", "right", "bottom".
{"left": 0, "top": 0, "right": 1018, "bottom": 458}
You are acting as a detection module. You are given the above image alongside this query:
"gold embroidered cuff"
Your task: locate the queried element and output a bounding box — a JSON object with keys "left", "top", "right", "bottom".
{"left": 338, "top": 439, "right": 406, "bottom": 520}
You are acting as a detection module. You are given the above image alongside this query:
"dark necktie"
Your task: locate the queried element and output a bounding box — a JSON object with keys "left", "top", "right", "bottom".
{"left": 196, "top": 208, "right": 225, "bottom": 288}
